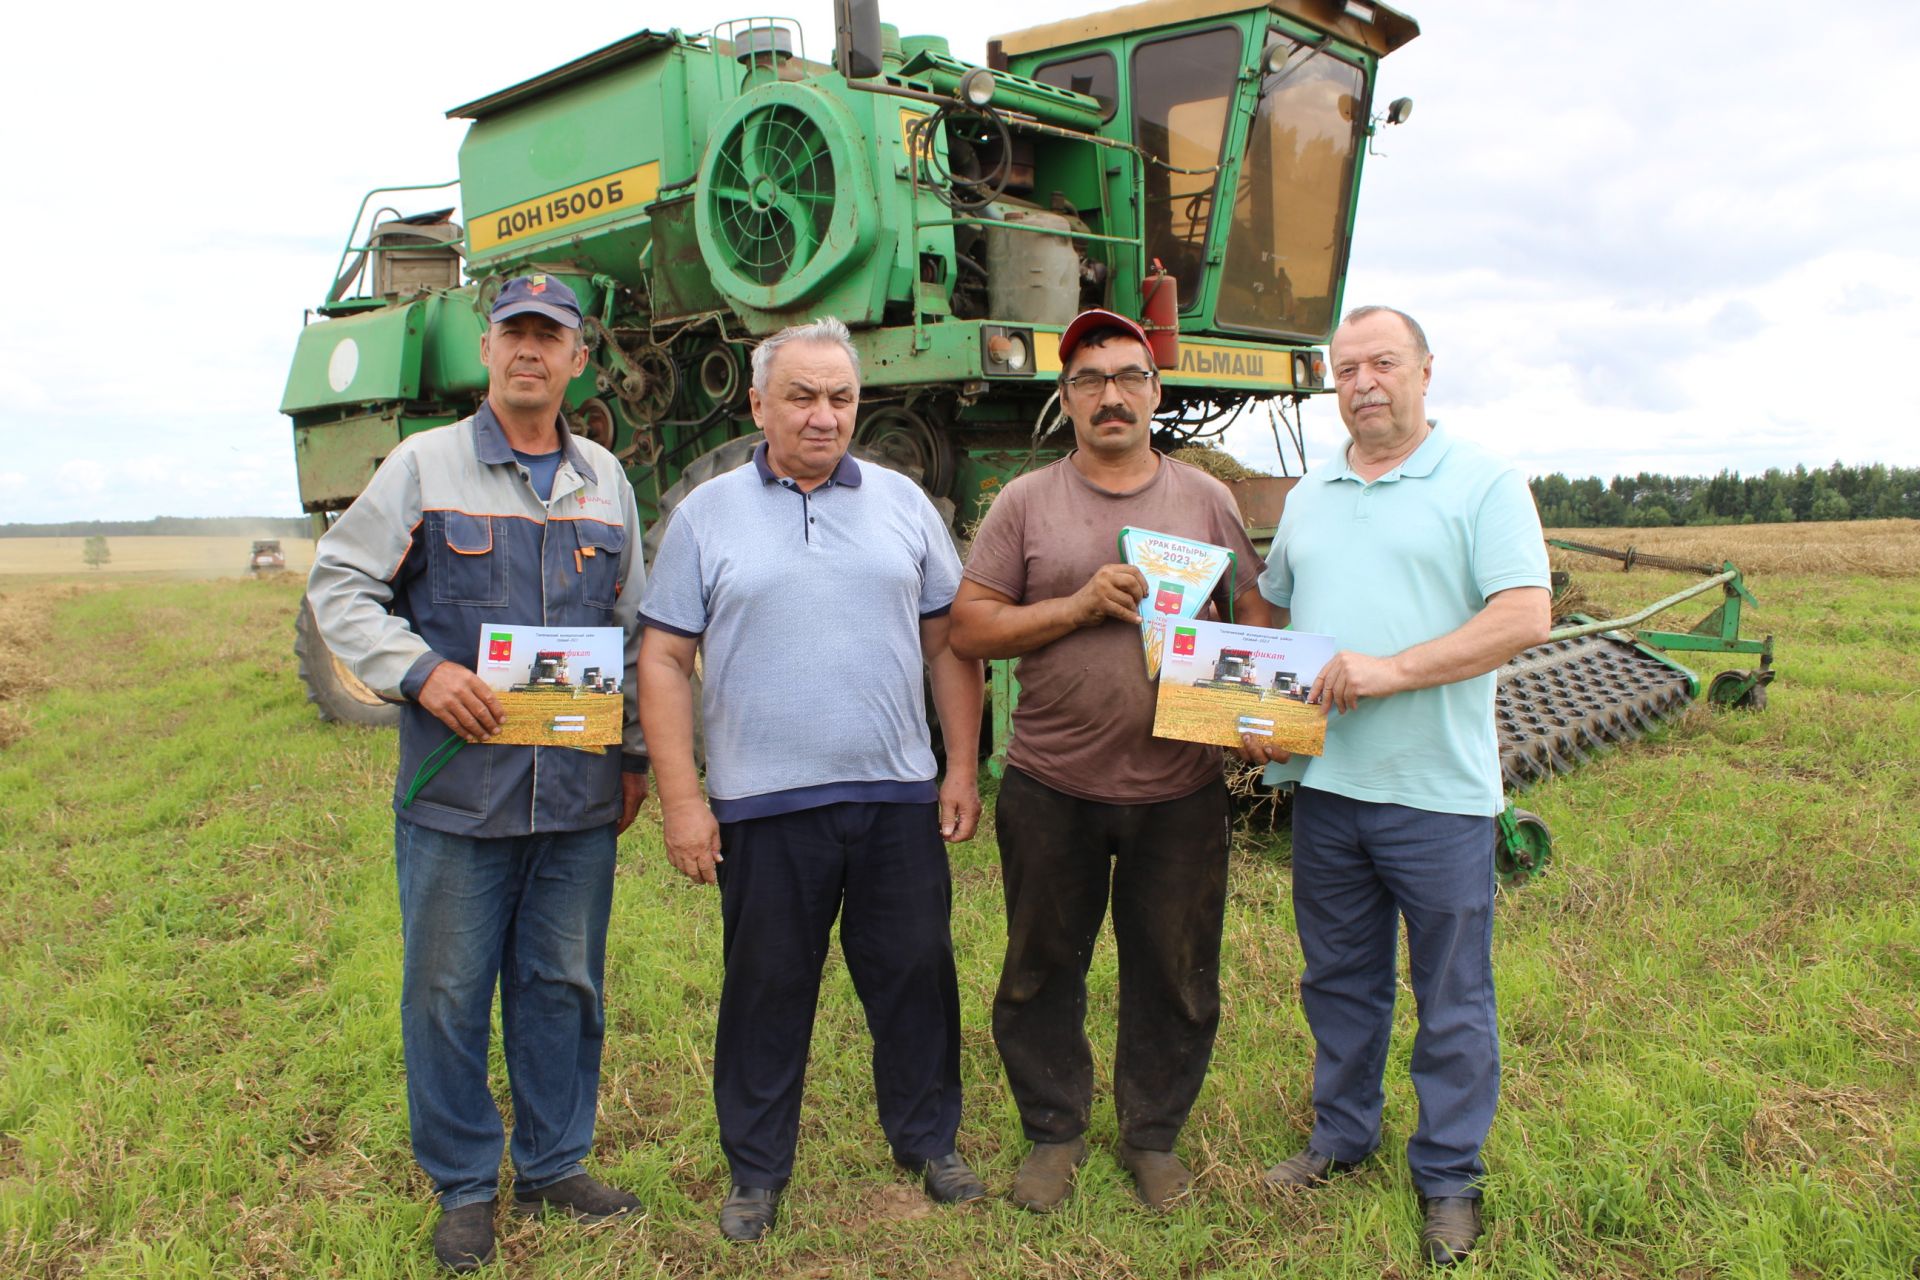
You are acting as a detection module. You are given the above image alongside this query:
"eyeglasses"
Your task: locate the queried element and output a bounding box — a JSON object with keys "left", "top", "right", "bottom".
{"left": 1063, "top": 368, "right": 1157, "bottom": 397}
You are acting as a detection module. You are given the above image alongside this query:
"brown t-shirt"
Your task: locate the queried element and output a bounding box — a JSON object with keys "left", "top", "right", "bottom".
{"left": 964, "top": 452, "right": 1264, "bottom": 803}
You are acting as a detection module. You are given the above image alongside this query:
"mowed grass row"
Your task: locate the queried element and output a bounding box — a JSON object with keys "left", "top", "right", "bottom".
{"left": 1, "top": 526, "right": 1917, "bottom": 1277}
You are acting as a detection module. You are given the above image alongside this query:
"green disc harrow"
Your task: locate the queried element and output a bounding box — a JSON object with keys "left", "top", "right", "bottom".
{"left": 1488, "top": 541, "right": 1776, "bottom": 885}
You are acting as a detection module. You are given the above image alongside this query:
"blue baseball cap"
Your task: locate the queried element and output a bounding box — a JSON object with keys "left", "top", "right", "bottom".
{"left": 490, "top": 274, "right": 582, "bottom": 329}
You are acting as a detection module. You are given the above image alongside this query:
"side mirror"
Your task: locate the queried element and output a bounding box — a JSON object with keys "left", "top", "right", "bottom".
{"left": 835, "top": 0, "right": 884, "bottom": 79}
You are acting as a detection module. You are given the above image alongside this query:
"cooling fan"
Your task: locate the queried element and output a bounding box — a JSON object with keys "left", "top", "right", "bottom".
{"left": 696, "top": 83, "right": 878, "bottom": 311}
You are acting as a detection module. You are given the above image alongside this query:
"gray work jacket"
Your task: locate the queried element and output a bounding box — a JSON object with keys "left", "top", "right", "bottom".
{"left": 307, "top": 403, "right": 648, "bottom": 837}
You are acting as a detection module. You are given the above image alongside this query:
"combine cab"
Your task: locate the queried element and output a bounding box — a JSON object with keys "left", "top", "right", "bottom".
{"left": 1195, "top": 647, "right": 1263, "bottom": 692}
{"left": 280, "top": 0, "right": 1420, "bottom": 724}
{"left": 510, "top": 651, "right": 573, "bottom": 692}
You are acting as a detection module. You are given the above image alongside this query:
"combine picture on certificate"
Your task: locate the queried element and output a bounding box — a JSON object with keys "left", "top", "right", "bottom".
{"left": 475, "top": 624, "right": 624, "bottom": 749}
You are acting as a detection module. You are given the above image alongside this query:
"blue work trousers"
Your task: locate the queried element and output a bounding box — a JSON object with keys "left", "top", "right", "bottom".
{"left": 394, "top": 816, "right": 617, "bottom": 1209}
{"left": 1290, "top": 787, "right": 1497, "bottom": 1199}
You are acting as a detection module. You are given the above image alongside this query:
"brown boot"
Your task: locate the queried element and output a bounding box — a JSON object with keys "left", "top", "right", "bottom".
{"left": 1010, "top": 1137, "right": 1088, "bottom": 1213}
{"left": 1117, "top": 1143, "right": 1192, "bottom": 1211}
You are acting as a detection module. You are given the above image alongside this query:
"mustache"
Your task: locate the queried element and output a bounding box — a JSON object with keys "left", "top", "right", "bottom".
{"left": 1352, "top": 395, "right": 1388, "bottom": 408}
{"left": 1092, "top": 405, "right": 1137, "bottom": 425}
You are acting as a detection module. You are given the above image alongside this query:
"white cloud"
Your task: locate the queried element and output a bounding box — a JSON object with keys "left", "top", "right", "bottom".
{"left": 8, "top": 0, "right": 1920, "bottom": 522}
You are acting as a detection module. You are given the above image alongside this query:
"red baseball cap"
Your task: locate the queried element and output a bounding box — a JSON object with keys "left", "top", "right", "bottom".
{"left": 1057, "top": 308, "right": 1151, "bottom": 366}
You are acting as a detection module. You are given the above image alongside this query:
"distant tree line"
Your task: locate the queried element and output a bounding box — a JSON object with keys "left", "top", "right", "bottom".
{"left": 0, "top": 516, "right": 311, "bottom": 539}
{"left": 1530, "top": 464, "right": 1920, "bottom": 527}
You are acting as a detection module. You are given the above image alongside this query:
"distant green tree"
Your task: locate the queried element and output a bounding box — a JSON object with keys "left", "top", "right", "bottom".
{"left": 82, "top": 536, "right": 110, "bottom": 570}
{"left": 1629, "top": 504, "right": 1674, "bottom": 528}
{"left": 1810, "top": 490, "right": 1852, "bottom": 522}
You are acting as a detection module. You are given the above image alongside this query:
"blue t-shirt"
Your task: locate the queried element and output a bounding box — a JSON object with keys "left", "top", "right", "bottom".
{"left": 1258, "top": 425, "right": 1549, "bottom": 816}
{"left": 512, "top": 447, "right": 563, "bottom": 502}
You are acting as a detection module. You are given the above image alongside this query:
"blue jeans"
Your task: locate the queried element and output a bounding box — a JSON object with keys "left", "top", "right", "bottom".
{"left": 395, "top": 816, "right": 617, "bottom": 1209}
{"left": 1290, "top": 788, "right": 1498, "bottom": 1199}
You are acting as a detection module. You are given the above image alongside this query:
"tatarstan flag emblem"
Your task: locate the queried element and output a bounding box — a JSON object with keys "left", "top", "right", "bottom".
{"left": 1153, "top": 582, "right": 1186, "bottom": 614}
{"left": 487, "top": 632, "right": 513, "bottom": 663}
{"left": 1173, "top": 626, "right": 1197, "bottom": 656}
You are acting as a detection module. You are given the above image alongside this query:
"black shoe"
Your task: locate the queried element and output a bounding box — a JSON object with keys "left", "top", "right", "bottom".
{"left": 719, "top": 1184, "right": 781, "bottom": 1242}
{"left": 512, "top": 1173, "right": 642, "bottom": 1222}
{"left": 1262, "top": 1147, "right": 1363, "bottom": 1190}
{"left": 1420, "top": 1195, "right": 1484, "bottom": 1266}
{"left": 432, "top": 1201, "right": 495, "bottom": 1273}
{"left": 898, "top": 1151, "right": 988, "bottom": 1204}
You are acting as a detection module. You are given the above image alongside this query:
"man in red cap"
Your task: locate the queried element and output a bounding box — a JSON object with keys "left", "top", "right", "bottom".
{"left": 950, "top": 309, "right": 1269, "bottom": 1212}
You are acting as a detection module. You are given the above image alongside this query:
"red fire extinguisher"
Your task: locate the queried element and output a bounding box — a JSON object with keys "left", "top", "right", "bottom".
{"left": 1141, "top": 258, "right": 1180, "bottom": 369}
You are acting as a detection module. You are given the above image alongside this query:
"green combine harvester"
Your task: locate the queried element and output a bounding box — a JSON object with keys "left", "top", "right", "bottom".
{"left": 283, "top": 0, "right": 1418, "bottom": 721}
{"left": 279, "top": 0, "right": 1773, "bottom": 883}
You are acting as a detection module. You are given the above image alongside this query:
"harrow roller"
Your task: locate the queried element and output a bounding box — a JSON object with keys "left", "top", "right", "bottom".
{"left": 1495, "top": 630, "right": 1696, "bottom": 790}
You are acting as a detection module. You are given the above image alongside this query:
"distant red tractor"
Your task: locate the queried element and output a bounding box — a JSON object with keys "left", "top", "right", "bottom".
{"left": 247, "top": 539, "right": 286, "bottom": 574}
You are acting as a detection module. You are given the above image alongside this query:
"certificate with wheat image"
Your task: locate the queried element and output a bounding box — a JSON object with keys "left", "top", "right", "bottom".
{"left": 1150, "top": 617, "right": 1334, "bottom": 754}
{"left": 1117, "top": 526, "right": 1237, "bottom": 678}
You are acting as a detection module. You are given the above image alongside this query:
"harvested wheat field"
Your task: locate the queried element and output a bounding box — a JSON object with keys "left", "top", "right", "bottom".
{"left": 1546, "top": 518, "right": 1920, "bottom": 577}
{"left": 1156, "top": 682, "right": 1326, "bottom": 753}
{"left": 491, "top": 688, "right": 624, "bottom": 748}
{"left": 0, "top": 535, "right": 315, "bottom": 581}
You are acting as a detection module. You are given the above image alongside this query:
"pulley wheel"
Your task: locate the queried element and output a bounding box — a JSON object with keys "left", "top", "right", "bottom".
{"left": 855, "top": 405, "right": 952, "bottom": 499}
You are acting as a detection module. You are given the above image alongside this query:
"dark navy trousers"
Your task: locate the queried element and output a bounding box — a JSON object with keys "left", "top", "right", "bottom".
{"left": 713, "top": 800, "right": 962, "bottom": 1189}
{"left": 1290, "top": 787, "right": 1498, "bottom": 1199}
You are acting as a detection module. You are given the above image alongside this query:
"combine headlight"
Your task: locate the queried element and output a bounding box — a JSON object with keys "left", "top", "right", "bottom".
{"left": 959, "top": 68, "right": 997, "bottom": 109}
{"left": 1293, "top": 351, "right": 1327, "bottom": 390}
{"left": 982, "top": 326, "right": 1035, "bottom": 376}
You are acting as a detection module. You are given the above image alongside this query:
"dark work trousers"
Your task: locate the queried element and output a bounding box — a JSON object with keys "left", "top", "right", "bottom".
{"left": 1290, "top": 786, "right": 1498, "bottom": 1199}
{"left": 991, "top": 766, "right": 1231, "bottom": 1151}
{"left": 713, "top": 800, "right": 963, "bottom": 1190}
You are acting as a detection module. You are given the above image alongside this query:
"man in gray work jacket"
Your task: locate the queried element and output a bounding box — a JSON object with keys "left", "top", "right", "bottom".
{"left": 307, "top": 275, "right": 649, "bottom": 1273}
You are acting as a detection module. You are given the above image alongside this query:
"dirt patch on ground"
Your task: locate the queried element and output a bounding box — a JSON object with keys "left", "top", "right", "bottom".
{"left": 0, "top": 586, "right": 63, "bottom": 746}
{"left": 1743, "top": 1081, "right": 1899, "bottom": 1187}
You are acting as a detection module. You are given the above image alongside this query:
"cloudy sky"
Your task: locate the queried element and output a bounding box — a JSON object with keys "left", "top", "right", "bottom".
{"left": 4, "top": 0, "right": 1916, "bottom": 523}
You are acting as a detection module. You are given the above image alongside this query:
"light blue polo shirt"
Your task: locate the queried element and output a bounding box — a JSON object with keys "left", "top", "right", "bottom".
{"left": 1258, "top": 424, "right": 1549, "bottom": 816}
{"left": 637, "top": 444, "right": 962, "bottom": 821}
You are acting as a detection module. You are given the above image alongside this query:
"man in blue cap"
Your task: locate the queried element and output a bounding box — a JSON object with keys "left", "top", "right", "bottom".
{"left": 308, "top": 274, "right": 651, "bottom": 1272}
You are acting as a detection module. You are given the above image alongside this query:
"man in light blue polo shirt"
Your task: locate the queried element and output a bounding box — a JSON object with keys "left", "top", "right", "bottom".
{"left": 635, "top": 317, "right": 987, "bottom": 1244}
{"left": 1245, "top": 306, "right": 1550, "bottom": 1266}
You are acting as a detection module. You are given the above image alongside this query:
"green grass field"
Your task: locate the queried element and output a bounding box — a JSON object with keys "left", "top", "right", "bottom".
{"left": 2, "top": 539, "right": 1916, "bottom": 1278}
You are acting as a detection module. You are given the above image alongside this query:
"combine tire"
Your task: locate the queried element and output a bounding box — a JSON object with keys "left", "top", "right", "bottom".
{"left": 294, "top": 597, "right": 401, "bottom": 728}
